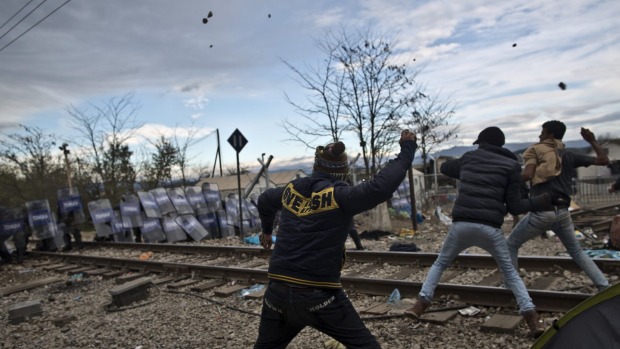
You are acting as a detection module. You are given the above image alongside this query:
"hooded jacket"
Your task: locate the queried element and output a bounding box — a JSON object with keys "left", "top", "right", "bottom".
{"left": 522, "top": 138, "right": 565, "bottom": 185}
{"left": 441, "top": 145, "right": 547, "bottom": 228}
{"left": 257, "top": 140, "right": 417, "bottom": 288}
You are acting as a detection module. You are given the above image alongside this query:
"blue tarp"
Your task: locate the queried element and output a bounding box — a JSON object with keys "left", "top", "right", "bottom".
{"left": 583, "top": 249, "right": 620, "bottom": 260}
{"left": 244, "top": 234, "right": 276, "bottom": 245}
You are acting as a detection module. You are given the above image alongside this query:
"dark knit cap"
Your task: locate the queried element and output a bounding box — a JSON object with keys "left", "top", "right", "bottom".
{"left": 473, "top": 126, "right": 505, "bottom": 147}
{"left": 313, "top": 141, "right": 349, "bottom": 176}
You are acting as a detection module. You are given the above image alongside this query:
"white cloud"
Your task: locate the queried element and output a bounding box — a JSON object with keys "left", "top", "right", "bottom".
{"left": 0, "top": 0, "right": 619, "bottom": 168}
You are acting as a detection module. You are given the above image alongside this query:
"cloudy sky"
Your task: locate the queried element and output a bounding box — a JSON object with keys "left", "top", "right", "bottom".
{"left": 1, "top": 0, "right": 619, "bottom": 172}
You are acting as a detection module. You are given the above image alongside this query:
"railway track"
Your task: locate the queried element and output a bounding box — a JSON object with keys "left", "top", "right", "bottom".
{"left": 571, "top": 202, "right": 619, "bottom": 235}
{"left": 26, "top": 242, "right": 620, "bottom": 313}
{"left": 79, "top": 241, "right": 620, "bottom": 273}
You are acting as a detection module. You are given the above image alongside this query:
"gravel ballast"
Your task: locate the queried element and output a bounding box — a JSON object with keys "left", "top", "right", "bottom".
{"left": 1, "top": 212, "right": 614, "bottom": 349}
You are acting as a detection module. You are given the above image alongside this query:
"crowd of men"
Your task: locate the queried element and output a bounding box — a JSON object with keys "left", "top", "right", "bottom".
{"left": 1, "top": 120, "right": 618, "bottom": 347}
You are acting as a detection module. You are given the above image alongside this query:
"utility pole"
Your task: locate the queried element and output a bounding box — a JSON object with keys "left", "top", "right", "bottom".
{"left": 407, "top": 166, "right": 418, "bottom": 231}
{"left": 349, "top": 153, "right": 361, "bottom": 185}
{"left": 211, "top": 129, "right": 223, "bottom": 177}
{"left": 59, "top": 143, "right": 72, "bottom": 188}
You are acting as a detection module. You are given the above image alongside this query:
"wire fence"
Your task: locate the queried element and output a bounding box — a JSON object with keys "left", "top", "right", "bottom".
{"left": 573, "top": 175, "right": 619, "bottom": 206}
{"left": 395, "top": 174, "right": 619, "bottom": 213}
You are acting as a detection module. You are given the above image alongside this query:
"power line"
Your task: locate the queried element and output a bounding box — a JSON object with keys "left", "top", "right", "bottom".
{"left": 0, "top": 0, "right": 50, "bottom": 42}
{"left": 0, "top": 0, "right": 36, "bottom": 32}
{"left": 0, "top": 0, "right": 72, "bottom": 55}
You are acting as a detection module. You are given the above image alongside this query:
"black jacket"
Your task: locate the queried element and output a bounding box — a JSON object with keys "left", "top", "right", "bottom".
{"left": 441, "top": 145, "right": 545, "bottom": 228}
{"left": 258, "top": 140, "right": 417, "bottom": 288}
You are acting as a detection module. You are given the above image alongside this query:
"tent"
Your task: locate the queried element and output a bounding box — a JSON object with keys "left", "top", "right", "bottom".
{"left": 531, "top": 283, "right": 620, "bottom": 348}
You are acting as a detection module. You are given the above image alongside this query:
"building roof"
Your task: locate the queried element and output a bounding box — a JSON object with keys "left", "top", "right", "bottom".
{"left": 196, "top": 173, "right": 264, "bottom": 191}
{"left": 267, "top": 169, "right": 308, "bottom": 186}
{"left": 196, "top": 169, "right": 308, "bottom": 192}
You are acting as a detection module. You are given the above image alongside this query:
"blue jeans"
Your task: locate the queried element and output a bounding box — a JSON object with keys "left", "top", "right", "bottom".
{"left": 419, "top": 221, "right": 536, "bottom": 313}
{"left": 254, "top": 282, "right": 380, "bottom": 349}
{"left": 507, "top": 209, "right": 609, "bottom": 290}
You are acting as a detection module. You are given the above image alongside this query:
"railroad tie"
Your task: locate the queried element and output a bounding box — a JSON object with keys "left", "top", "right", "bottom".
{"left": 480, "top": 313, "right": 523, "bottom": 334}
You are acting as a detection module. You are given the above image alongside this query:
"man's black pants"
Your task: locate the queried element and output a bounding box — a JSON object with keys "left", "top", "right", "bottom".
{"left": 253, "top": 281, "right": 381, "bottom": 349}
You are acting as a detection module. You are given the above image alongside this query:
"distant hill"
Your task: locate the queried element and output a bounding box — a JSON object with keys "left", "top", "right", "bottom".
{"left": 266, "top": 139, "right": 592, "bottom": 172}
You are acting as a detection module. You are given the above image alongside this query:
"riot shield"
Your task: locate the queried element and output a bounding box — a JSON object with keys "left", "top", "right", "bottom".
{"left": 141, "top": 218, "right": 166, "bottom": 243}
{"left": 120, "top": 194, "right": 144, "bottom": 229}
{"left": 26, "top": 200, "right": 57, "bottom": 240}
{"left": 202, "top": 183, "right": 222, "bottom": 210}
{"left": 0, "top": 208, "right": 25, "bottom": 239}
{"left": 185, "top": 186, "right": 208, "bottom": 213}
{"left": 88, "top": 199, "right": 115, "bottom": 237}
{"left": 162, "top": 215, "right": 187, "bottom": 242}
{"left": 56, "top": 187, "right": 86, "bottom": 224}
{"left": 137, "top": 191, "right": 162, "bottom": 219}
{"left": 167, "top": 188, "right": 194, "bottom": 216}
{"left": 217, "top": 208, "right": 235, "bottom": 238}
{"left": 175, "top": 214, "right": 209, "bottom": 241}
{"left": 195, "top": 207, "right": 220, "bottom": 239}
{"left": 243, "top": 197, "right": 261, "bottom": 234}
{"left": 112, "top": 210, "right": 134, "bottom": 242}
{"left": 150, "top": 188, "right": 176, "bottom": 215}
{"left": 225, "top": 194, "right": 254, "bottom": 235}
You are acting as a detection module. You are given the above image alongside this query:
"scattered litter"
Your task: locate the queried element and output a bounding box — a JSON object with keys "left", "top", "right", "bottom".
{"left": 574, "top": 230, "right": 585, "bottom": 240}
{"left": 434, "top": 207, "right": 452, "bottom": 225}
{"left": 70, "top": 273, "right": 83, "bottom": 282}
{"left": 240, "top": 284, "right": 265, "bottom": 297}
{"left": 584, "top": 249, "right": 620, "bottom": 260}
{"left": 458, "top": 306, "right": 480, "bottom": 316}
{"left": 399, "top": 228, "right": 415, "bottom": 237}
{"left": 244, "top": 235, "right": 276, "bottom": 245}
{"left": 582, "top": 227, "right": 597, "bottom": 239}
{"left": 139, "top": 251, "right": 153, "bottom": 260}
{"left": 387, "top": 288, "right": 401, "bottom": 305}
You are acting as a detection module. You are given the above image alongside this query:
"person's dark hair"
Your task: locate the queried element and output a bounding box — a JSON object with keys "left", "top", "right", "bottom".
{"left": 542, "top": 120, "right": 566, "bottom": 140}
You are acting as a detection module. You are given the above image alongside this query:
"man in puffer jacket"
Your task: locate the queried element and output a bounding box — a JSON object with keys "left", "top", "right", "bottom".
{"left": 253, "top": 130, "right": 417, "bottom": 349}
{"left": 404, "top": 126, "right": 550, "bottom": 338}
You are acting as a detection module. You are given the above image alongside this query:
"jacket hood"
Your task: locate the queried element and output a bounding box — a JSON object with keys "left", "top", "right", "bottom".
{"left": 478, "top": 144, "right": 518, "bottom": 161}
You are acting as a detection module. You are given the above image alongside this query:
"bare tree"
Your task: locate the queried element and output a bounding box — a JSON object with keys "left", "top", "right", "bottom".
{"left": 172, "top": 122, "right": 212, "bottom": 187}
{"left": 283, "top": 26, "right": 423, "bottom": 177}
{"left": 282, "top": 41, "right": 350, "bottom": 149}
{"left": 67, "top": 92, "right": 143, "bottom": 204}
{"left": 0, "top": 124, "right": 65, "bottom": 205}
{"left": 405, "top": 91, "right": 459, "bottom": 178}
{"left": 226, "top": 165, "right": 250, "bottom": 176}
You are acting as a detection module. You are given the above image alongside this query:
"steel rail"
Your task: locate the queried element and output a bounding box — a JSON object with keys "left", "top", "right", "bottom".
{"left": 83, "top": 241, "right": 271, "bottom": 257}
{"left": 81, "top": 241, "right": 620, "bottom": 273}
{"left": 31, "top": 251, "right": 591, "bottom": 312}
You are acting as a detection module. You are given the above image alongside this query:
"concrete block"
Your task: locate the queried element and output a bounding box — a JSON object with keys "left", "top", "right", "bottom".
{"left": 8, "top": 300, "right": 43, "bottom": 324}
{"left": 109, "top": 276, "right": 152, "bottom": 307}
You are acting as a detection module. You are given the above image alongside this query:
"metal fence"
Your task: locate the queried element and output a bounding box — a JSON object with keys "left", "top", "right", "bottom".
{"left": 409, "top": 174, "right": 619, "bottom": 210}
{"left": 573, "top": 175, "right": 619, "bottom": 206}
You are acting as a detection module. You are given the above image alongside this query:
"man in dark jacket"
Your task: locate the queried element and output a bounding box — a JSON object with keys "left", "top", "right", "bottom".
{"left": 253, "top": 130, "right": 417, "bottom": 349}
{"left": 405, "top": 126, "right": 549, "bottom": 338}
